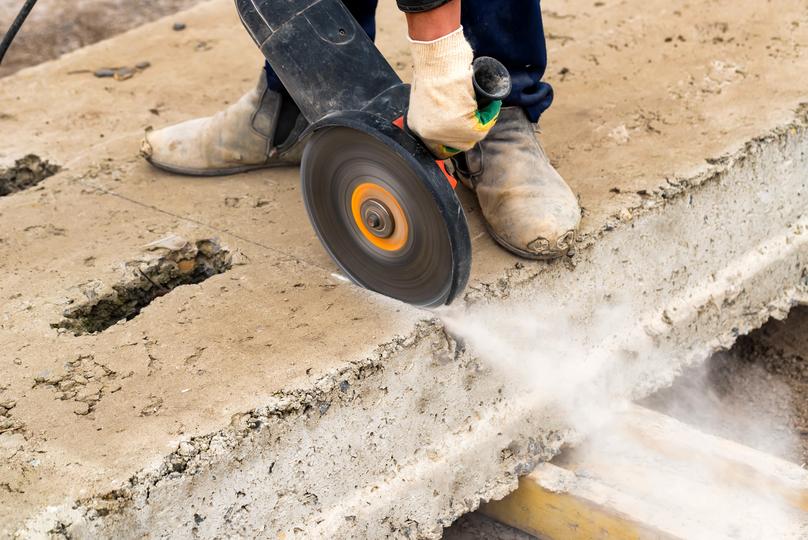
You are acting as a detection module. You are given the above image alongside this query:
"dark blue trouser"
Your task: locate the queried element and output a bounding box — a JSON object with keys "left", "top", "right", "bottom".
{"left": 264, "top": 0, "right": 553, "bottom": 122}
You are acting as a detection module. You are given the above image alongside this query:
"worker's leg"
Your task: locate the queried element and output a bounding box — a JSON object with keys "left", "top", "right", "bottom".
{"left": 451, "top": 0, "right": 580, "bottom": 259}
{"left": 461, "top": 0, "right": 552, "bottom": 123}
{"left": 142, "top": 1, "right": 379, "bottom": 175}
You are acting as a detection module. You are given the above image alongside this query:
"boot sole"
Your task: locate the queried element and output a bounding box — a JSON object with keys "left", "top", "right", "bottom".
{"left": 484, "top": 221, "right": 575, "bottom": 261}
{"left": 144, "top": 157, "right": 301, "bottom": 177}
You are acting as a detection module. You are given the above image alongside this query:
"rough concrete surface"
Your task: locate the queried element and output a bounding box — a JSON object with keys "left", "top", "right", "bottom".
{"left": 0, "top": 0, "right": 806, "bottom": 538}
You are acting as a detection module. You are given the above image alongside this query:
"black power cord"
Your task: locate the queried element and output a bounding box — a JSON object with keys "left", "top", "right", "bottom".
{"left": 0, "top": 0, "right": 39, "bottom": 66}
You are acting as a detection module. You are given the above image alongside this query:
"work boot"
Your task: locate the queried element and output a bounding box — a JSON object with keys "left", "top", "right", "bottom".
{"left": 453, "top": 107, "right": 581, "bottom": 259}
{"left": 140, "top": 71, "right": 306, "bottom": 176}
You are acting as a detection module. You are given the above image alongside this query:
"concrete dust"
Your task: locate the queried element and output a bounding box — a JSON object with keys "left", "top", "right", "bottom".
{"left": 0, "top": 154, "right": 60, "bottom": 196}
{"left": 54, "top": 236, "right": 232, "bottom": 334}
{"left": 646, "top": 306, "right": 808, "bottom": 465}
{"left": 440, "top": 298, "right": 805, "bottom": 539}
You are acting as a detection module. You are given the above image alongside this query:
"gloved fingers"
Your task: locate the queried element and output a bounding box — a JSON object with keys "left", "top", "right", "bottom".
{"left": 419, "top": 100, "right": 502, "bottom": 159}
{"left": 406, "top": 27, "right": 501, "bottom": 159}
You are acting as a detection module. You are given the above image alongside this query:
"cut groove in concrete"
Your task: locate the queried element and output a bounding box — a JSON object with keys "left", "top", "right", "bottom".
{"left": 53, "top": 237, "right": 232, "bottom": 335}
{"left": 0, "top": 155, "right": 60, "bottom": 197}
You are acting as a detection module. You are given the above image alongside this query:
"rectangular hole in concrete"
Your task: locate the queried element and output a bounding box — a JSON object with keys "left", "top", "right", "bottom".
{"left": 0, "top": 155, "right": 60, "bottom": 196}
{"left": 53, "top": 238, "right": 232, "bottom": 335}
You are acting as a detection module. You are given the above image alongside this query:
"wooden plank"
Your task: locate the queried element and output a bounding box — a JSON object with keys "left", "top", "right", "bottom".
{"left": 481, "top": 406, "right": 808, "bottom": 539}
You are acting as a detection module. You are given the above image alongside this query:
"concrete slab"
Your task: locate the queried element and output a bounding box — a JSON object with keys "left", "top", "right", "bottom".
{"left": 0, "top": 0, "right": 806, "bottom": 538}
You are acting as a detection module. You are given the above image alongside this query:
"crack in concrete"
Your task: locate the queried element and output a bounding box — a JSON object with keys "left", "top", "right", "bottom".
{"left": 32, "top": 354, "right": 125, "bottom": 417}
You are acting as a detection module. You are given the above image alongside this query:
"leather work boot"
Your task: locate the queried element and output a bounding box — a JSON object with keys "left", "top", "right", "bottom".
{"left": 453, "top": 107, "right": 581, "bottom": 259}
{"left": 140, "top": 71, "right": 306, "bottom": 176}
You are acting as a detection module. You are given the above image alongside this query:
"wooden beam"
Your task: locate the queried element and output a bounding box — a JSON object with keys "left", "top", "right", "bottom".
{"left": 481, "top": 406, "right": 808, "bottom": 539}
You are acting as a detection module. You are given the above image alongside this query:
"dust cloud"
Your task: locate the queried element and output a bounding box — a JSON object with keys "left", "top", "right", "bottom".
{"left": 439, "top": 296, "right": 806, "bottom": 539}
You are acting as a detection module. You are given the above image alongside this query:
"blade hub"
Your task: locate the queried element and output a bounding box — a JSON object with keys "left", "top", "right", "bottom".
{"left": 361, "top": 199, "right": 394, "bottom": 238}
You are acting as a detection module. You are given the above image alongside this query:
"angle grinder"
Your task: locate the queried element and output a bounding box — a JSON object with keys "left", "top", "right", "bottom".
{"left": 1, "top": 0, "right": 512, "bottom": 307}
{"left": 237, "top": 0, "right": 511, "bottom": 306}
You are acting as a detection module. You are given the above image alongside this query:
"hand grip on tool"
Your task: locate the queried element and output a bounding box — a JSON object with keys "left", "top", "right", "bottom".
{"left": 401, "top": 55, "right": 512, "bottom": 159}
{"left": 471, "top": 56, "right": 512, "bottom": 109}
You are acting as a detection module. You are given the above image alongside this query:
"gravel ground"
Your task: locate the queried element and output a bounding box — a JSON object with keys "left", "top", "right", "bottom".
{"left": 443, "top": 513, "right": 535, "bottom": 540}
{"left": 0, "top": 0, "right": 202, "bottom": 77}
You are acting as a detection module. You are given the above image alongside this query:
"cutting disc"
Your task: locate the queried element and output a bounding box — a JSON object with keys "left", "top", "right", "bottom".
{"left": 301, "top": 126, "right": 465, "bottom": 306}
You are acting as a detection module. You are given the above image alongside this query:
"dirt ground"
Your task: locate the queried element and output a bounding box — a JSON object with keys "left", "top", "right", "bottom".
{"left": 443, "top": 513, "right": 533, "bottom": 540}
{"left": 645, "top": 306, "right": 808, "bottom": 467}
{"left": 0, "top": 0, "right": 202, "bottom": 77}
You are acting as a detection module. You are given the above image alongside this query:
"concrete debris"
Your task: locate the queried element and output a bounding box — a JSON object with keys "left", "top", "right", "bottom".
{"left": 0, "top": 155, "right": 60, "bottom": 197}
{"left": 93, "top": 63, "right": 151, "bottom": 81}
{"left": 0, "top": 398, "right": 23, "bottom": 435}
{"left": 33, "top": 355, "right": 124, "bottom": 417}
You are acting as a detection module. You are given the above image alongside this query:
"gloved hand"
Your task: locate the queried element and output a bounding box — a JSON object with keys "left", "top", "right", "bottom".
{"left": 407, "top": 26, "right": 501, "bottom": 160}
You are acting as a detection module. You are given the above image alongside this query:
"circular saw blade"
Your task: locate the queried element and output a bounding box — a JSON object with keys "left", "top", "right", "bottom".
{"left": 301, "top": 126, "right": 463, "bottom": 307}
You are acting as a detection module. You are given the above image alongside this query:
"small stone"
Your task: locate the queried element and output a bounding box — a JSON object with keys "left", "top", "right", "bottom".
{"left": 177, "top": 259, "right": 197, "bottom": 274}
{"left": 94, "top": 68, "right": 115, "bottom": 78}
{"left": 177, "top": 441, "right": 196, "bottom": 457}
{"left": 135, "top": 61, "right": 151, "bottom": 70}
{"left": 114, "top": 67, "right": 135, "bottom": 81}
{"left": 58, "top": 379, "right": 78, "bottom": 391}
{"left": 173, "top": 22, "right": 187, "bottom": 31}
{"left": 0, "top": 400, "right": 16, "bottom": 410}
{"left": 73, "top": 402, "right": 92, "bottom": 416}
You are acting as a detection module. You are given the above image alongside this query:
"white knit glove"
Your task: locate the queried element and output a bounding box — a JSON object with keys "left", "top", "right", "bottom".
{"left": 407, "top": 27, "right": 501, "bottom": 160}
